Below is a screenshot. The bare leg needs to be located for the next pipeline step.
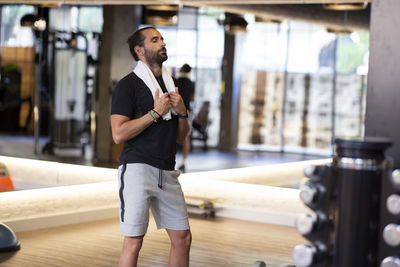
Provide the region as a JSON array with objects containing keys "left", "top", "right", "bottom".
[
  {"left": 166, "top": 229, "right": 192, "bottom": 267},
  {"left": 179, "top": 135, "right": 190, "bottom": 172},
  {"left": 119, "top": 235, "right": 144, "bottom": 267}
]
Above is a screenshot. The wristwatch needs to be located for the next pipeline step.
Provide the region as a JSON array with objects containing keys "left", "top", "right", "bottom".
[{"left": 177, "top": 110, "right": 189, "bottom": 119}]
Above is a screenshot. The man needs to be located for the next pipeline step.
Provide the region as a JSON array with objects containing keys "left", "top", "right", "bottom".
[
  {"left": 110, "top": 27, "right": 191, "bottom": 267},
  {"left": 176, "top": 64, "right": 195, "bottom": 172}
]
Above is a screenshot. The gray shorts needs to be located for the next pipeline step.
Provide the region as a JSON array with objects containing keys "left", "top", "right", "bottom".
[{"left": 118, "top": 163, "right": 190, "bottom": 237}]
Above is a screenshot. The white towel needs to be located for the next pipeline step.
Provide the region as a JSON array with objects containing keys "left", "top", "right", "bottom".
[{"left": 133, "top": 60, "right": 176, "bottom": 120}]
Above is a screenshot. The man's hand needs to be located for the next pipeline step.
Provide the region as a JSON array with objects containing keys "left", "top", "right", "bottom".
[
  {"left": 169, "top": 87, "right": 187, "bottom": 116},
  {"left": 154, "top": 88, "right": 171, "bottom": 115}
]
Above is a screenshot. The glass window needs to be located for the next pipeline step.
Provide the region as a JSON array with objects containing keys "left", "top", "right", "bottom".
[
  {"left": 148, "top": 8, "right": 224, "bottom": 148},
  {"left": 158, "top": 28, "right": 178, "bottom": 68},
  {"left": 242, "top": 21, "right": 288, "bottom": 72},
  {"left": 305, "top": 74, "right": 333, "bottom": 152},
  {"left": 78, "top": 6, "right": 103, "bottom": 33},
  {"left": 238, "top": 19, "right": 289, "bottom": 149},
  {"left": 334, "top": 74, "right": 366, "bottom": 139},
  {"left": 238, "top": 19, "right": 368, "bottom": 156},
  {"left": 49, "top": 6, "right": 73, "bottom": 32},
  {"left": 287, "top": 22, "right": 335, "bottom": 74},
  {"left": 49, "top": 6, "right": 103, "bottom": 33},
  {"left": 1, "top": 5, "right": 36, "bottom": 47},
  {"left": 239, "top": 70, "right": 284, "bottom": 148},
  {"left": 283, "top": 24, "right": 335, "bottom": 154},
  {"left": 334, "top": 31, "right": 369, "bottom": 140},
  {"left": 197, "top": 11, "right": 224, "bottom": 68},
  {"left": 160, "top": 29, "right": 196, "bottom": 69},
  {"left": 336, "top": 31, "right": 370, "bottom": 75},
  {"left": 194, "top": 9, "right": 224, "bottom": 148}
]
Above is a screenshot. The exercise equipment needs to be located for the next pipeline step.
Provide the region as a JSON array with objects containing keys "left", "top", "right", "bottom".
[
  {"left": 293, "top": 137, "right": 395, "bottom": 267},
  {"left": 0, "top": 223, "right": 20, "bottom": 252}
]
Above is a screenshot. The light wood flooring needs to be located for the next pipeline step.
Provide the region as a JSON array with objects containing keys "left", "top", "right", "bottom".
[{"left": 0, "top": 216, "right": 307, "bottom": 267}]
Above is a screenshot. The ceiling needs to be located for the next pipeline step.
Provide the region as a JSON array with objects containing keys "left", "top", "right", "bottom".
[{"left": 0, "top": 0, "right": 371, "bottom": 32}]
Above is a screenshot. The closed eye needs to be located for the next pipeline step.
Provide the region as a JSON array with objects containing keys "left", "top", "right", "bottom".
[{"left": 151, "top": 36, "right": 164, "bottom": 43}]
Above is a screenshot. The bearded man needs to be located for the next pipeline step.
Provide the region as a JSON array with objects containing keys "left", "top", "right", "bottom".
[{"left": 110, "top": 27, "right": 191, "bottom": 267}]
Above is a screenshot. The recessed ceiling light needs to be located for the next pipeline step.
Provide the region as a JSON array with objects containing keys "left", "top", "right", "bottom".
[{"left": 323, "top": 3, "right": 368, "bottom": 11}]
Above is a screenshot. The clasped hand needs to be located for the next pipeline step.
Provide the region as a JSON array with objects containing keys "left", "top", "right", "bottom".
[{"left": 153, "top": 88, "right": 186, "bottom": 116}]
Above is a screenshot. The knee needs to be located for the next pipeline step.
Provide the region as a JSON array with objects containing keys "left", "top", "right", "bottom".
[
  {"left": 172, "top": 231, "right": 192, "bottom": 250},
  {"left": 123, "top": 236, "right": 143, "bottom": 255},
  {"left": 184, "top": 231, "right": 192, "bottom": 248}
]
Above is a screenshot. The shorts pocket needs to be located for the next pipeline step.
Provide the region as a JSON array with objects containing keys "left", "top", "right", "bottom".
[{"left": 167, "top": 169, "right": 181, "bottom": 179}]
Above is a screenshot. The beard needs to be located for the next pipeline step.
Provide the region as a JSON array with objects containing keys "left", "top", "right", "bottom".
[{"left": 144, "top": 47, "right": 168, "bottom": 66}]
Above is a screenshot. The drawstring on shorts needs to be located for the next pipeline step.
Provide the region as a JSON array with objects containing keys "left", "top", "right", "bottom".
[{"left": 158, "top": 169, "right": 163, "bottom": 189}]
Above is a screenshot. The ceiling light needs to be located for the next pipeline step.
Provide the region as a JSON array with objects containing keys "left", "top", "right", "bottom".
[
  {"left": 146, "top": 5, "right": 179, "bottom": 11},
  {"left": 144, "top": 5, "right": 179, "bottom": 26},
  {"left": 327, "top": 28, "right": 352, "bottom": 35},
  {"left": 34, "top": 19, "right": 46, "bottom": 31},
  {"left": 323, "top": 2, "right": 368, "bottom": 11},
  {"left": 40, "top": 3, "right": 61, "bottom": 8},
  {"left": 144, "top": 15, "right": 178, "bottom": 26},
  {"left": 255, "top": 16, "right": 282, "bottom": 24}
]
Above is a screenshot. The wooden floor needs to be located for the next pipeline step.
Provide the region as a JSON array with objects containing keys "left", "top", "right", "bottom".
[{"left": 0, "top": 216, "right": 307, "bottom": 267}]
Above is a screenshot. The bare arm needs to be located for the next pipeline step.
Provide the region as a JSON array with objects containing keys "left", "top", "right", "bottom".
[
  {"left": 176, "top": 116, "right": 190, "bottom": 144},
  {"left": 110, "top": 89, "right": 171, "bottom": 144},
  {"left": 110, "top": 113, "right": 153, "bottom": 144}
]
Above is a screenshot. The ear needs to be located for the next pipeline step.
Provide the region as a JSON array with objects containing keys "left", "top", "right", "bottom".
[{"left": 134, "top": 46, "right": 144, "bottom": 58}]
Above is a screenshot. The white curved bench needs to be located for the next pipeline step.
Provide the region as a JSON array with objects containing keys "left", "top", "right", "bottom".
[{"left": 0, "top": 155, "right": 330, "bottom": 231}]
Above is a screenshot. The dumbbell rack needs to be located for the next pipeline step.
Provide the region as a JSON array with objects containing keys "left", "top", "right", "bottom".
[{"left": 292, "top": 137, "right": 400, "bottom": 267}]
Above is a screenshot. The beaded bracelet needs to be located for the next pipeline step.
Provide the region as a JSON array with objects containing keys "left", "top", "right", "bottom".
[
  {"left": 152, "top": 109, "right": 160, "bottom": 120},
  {"left": 153, "top": 109, "right": 161, "bottom": 117},
  {"left": 149, "top": 110, "right": 158, "bottom": 123}
]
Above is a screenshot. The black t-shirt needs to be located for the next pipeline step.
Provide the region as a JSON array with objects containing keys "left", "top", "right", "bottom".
[
  {"left": 111, "top": 72, "right": 178, "bottom": 170},
  {"left": 176, "top": 77, "right": 195, "bottom": 111}
]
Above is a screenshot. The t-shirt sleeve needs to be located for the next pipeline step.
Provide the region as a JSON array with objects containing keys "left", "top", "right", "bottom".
[{"left": 111, "top": 78, "right": 135, "bottom": 117}]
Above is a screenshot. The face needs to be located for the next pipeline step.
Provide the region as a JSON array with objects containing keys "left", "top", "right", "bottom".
[{"left": 141, "top": 28, "right": 168, "bottom": 65}]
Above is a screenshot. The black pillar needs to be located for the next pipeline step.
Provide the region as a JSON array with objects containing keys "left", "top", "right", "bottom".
[
  {"left": 219, "top": 32, "right": 235, "bottom": 151},
  {"left": 95, "top": 5, "right": 140, "bottom": 163},
  {"left": 365, "top": 0, "right": 400, "bottom": 167},
  {"left": 219, "top": 26, "right": 244, "bottom": 152}
]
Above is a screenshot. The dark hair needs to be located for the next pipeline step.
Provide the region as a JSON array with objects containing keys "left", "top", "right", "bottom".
[
  {"left": 127, "top": 26, "right": 156, "bottom": 61},
  {"left": 180, "top": 63, "right": 192, "bottom": 73}
]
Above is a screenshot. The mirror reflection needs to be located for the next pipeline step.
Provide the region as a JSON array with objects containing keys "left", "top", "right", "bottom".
[
  {"left": 0, "top": 3, "right": 378, "bottom": 267},
  {"left": 0, "top": 4, "right": 369, "bottom": 189}
]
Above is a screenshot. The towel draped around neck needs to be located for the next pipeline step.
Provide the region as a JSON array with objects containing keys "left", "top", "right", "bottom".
[{"left": 133, "top": 60, "right": 176, "bottom": 120}]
